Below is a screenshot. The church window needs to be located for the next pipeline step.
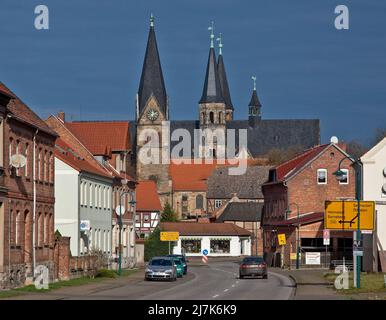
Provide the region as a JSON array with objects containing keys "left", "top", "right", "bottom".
[{"left": 209, "top": 112, "right": 214, "bottom": 124}]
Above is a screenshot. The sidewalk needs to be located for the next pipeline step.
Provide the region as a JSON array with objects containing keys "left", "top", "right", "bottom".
[
  {"left": 1, "top": 269, "right": 144, "bottom": 300},
  {"left": 271, "top": 268, "right": 344, "bottom": 300}
]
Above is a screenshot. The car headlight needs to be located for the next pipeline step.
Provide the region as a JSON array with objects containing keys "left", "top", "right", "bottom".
[
  {"left": 165, "top": 269, "right": 173, "bottom": 273},
  {"left": 145, "top": 268, "right": 153, "bottom": 273}
]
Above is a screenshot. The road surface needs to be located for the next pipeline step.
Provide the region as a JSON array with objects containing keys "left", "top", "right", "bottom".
[{"left": 63, "top": 261, "right": 295, "bottom": 300}]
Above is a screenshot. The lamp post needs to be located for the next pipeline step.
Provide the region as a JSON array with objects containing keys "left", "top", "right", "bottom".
[
  {"left": 286, "top": 203, "right": 300, "bottom": 270},
  {"left": 333, "top": 155, "right": 362, "bottom": 289}
]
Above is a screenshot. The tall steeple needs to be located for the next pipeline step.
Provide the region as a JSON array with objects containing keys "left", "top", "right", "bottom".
[
  {"left": 216, "top": 33, "right": 234, "bottom": 117},
  {"left": 137, "top": 14, "right": 167, "bottom": 118},
  {"left": 199, "top": 22, "right": 224, "bottom": 104},
  {"left": 248, "top": 76, "right": 262, "bottom": 127}
]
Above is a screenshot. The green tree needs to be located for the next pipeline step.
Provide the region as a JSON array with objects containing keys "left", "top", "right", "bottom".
[
  {"left": 144, "top": 227, "right": 170, "bottom": 261},
  {"left": 346, "top": 140, "right": 368, "bottom": 159},
  {"left": 161, "top": 202, "right": 178, "bottom": 222}
]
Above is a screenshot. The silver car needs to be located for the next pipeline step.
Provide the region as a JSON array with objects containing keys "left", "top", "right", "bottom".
[{"left": 145, "top": 257, "right": 177, "bottom": 281}]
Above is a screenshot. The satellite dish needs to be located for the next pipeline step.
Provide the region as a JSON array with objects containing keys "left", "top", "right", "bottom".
[
  {"left": 330, "top": 136, "right": 339, "bottom": 144},
  {"left": 10, "top": 154, "right": 27, "bottom": 168},
  {"left": 383, "top": 167, "right": 386, "bottom": 177},
  {"left": 382, "top": 184, "right": 386, "bottom": 194}
]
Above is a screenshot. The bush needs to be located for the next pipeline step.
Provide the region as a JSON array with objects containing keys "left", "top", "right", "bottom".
[{"left": 95, "top": 269, "right": 117, "bottom": 278}]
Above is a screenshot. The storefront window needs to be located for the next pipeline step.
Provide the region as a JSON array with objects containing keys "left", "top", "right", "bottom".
[
  {"left": 181, "top": 239, "right": 201, "bottom": 253},
  {"left": 210, "top": 239, "right": 230, "bottom": 254}
]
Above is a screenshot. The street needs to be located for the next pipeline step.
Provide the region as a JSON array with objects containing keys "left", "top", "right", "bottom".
[{"left": 5, "top": 261, "right": 295, "bottom": 300}]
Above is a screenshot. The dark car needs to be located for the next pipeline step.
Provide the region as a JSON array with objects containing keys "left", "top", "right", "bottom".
[
  {"left": 239, "top": 256, "right": 268, "bottom": 279},
  {"left": 166, "top": 254, "right": 188, "bottom": 274},
  {"left": 145, "top": 257, "right": 177, "bottom": 281}
]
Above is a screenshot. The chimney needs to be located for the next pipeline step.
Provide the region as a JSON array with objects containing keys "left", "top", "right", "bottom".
[{"left": 57, "top": 112, "right": 65, "bottom": 123}]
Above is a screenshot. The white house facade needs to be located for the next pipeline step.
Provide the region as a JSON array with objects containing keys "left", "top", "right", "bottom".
[{"left": 361, "top": 137, "right": 386, "bottom": 271}]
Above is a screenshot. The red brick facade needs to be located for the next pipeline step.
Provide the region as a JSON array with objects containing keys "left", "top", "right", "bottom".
[
  {"left": 0, "top": 85, "right": 57, "bottom": 288},
  {"left": 262, "top": 143, "right": 356, "bottom": 267}
]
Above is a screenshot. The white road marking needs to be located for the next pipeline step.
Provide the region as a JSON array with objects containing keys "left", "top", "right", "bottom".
[
  {"left": 224, "top": 289, "right": 229, "bottom": 292},
  {"left": 231, "top": 284, "right": 235, "bottom": 288},
  {"left": 213, "top": 294, "right": 219, "bottom": 298}
]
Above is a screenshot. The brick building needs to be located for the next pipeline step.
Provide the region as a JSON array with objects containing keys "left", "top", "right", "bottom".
[
  {"left": 0, "top": 82, "right": 57, "bottom": 288},
  {"left": 262, "top": 142, "right": 356, "bottom": 268}
]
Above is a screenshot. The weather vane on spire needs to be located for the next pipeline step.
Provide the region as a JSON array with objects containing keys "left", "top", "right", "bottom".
[
  {"left": 208, "top": 21, "right": 215, "bottom": 48},
  {"left": 150, "top": 13, "right": 154, "bottom": 27},
  {"left": 216, "top": 33, "right": 223, "bottom": 55},
  {"left": 252, "top": 76, "right": 257, "bottom": 91}
]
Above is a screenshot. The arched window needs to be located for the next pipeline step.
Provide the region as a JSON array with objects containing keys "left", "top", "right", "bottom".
[
  {"left": 44, "top": 213, "right": 49, "bottom": 245},
  {"left": 219, "top": 112, "right": 223, "bottom": 124},
  {"left": 209, "top": 112, "right": 214, "bottom": 123},
  {"left": 200, "top": 112, "right": 204, "bottom": 124},
  {"left": 196, "top": 195, "right": 204, "bottom": 209}
]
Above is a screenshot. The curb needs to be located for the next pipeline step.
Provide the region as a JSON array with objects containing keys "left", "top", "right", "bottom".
[{"left": 288, "top": 275, "right": 298, "bottom": 297}]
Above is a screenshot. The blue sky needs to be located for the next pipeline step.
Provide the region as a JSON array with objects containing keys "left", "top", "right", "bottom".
[{"left": 1, "top": 0, "right": 386, "bottom": 145}]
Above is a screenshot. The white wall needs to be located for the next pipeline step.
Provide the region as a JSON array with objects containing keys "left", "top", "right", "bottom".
[
  {"left": 173, "top": 236, "right": 251, "bottom": 257},
  {"left": 54, "top": 158, "right": 79, "bottom": 255},
  {"left": 362, "top": 143, "right": 386, "bottom": 251}
]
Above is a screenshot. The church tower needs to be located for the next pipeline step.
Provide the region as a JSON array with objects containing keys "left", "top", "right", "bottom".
[
  {"left": 216, "top": 33, "right": 234, "bottom": 121},
  {"left": 136, "top": 14, "right": 170, "bottom": 206},
  {"left": 198, "top": 23, "right": 226, "bottom": 159},
  {"left": 248, "top": 76, "right": 262, "bottom": 127}
]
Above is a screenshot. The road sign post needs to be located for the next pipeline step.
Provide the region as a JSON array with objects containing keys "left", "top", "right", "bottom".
[{"left": 160, "top": 232, "right": 180, "bottom": 255}]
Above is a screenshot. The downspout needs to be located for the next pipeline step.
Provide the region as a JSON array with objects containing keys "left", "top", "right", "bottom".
[
  {"left": 8, "top": 199, "right": 10, "bottom": 278},
  {"left": 32, "top": 129, "right": 39, "bottom": 277},
  {"left": 77, "top": 174, "right": 81, "bottom": 256}
]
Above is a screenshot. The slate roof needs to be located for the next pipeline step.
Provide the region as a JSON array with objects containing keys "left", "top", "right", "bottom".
[
  {"left": 0, "top": 82, "right": 57, "bottom": 137},
  {"left": 161, "top": 222, "right": 252, "bottom": 236},
  {"left": 216, "top": 202, "right": 264, "bottom": 222},
  {"left": 249, "top": 89, "right": 262, "bottom": 107},
  {"left": 217, "top": 54, "right": 233, "bottom": 110},
  {"left": 136, "top": 180, "right": 162, "bottom": 212},
  {"left": 199, "top": 47, "right": 224, "bottom": 104},
  {"left": 207, "top": 165, "right": 271, "bottom": 199},
  {"left": 138, "top": 24, "right": 167, "bottom": 116}
]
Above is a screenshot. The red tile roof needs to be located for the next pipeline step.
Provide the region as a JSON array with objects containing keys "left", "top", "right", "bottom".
[
  {"left": 136, "top": 180, "right": 162, "bottom": 212},
  {"left": 65, "top": 121, "right": 130, "bottom": 154},
  {"left": 0, "top": 82, "right": 57, "bottom": 136},
  {"left": 275, "top": 144, "right": 330, "bottom": 181},
  {"left": 161, "top": 222, "right": 252, "bottom": 236},
  {"left": 55, "top": 138, "right": 112, "bottom": 178}
]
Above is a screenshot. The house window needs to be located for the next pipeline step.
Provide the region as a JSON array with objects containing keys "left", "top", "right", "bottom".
[
  {"left": 144, "top": 215, "right": 150, "bottom": 222},
  {"left": 339, "top": 169, "right": 349, "bottom": 185},
  {"left": 317, "top": 169, "right": 327, "bottom": 184},
  {"left": 182, "top": 195, "right": 188, "bottom": 215},
  {"left": 196, "top": 195, "right": 203, "bottom": 209},
  {"left": 214, "top": 200, "right": 222, "bottom": 208},
  {"left": 210, "top": 239, "right": 230, "bottom": 254},
  {"left": 181, "top": 239, "right": 201, "bottom": 253}
]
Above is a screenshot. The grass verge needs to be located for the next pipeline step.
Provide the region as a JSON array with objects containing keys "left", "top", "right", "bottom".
[{"left": 323, "top": 272, "right": 386, "bottom": 294}]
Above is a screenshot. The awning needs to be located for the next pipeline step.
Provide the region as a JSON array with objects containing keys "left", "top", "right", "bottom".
[
  {"left": 209, "top": 237, "right": 232, "bottom": 240},
  {"left": 181, "top": 237, "right": 202, "bottom": 240}
]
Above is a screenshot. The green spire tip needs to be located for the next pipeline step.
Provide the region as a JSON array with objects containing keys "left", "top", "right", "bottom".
[
  {"left": 208, "top": 21, "right": 215, "bottom": 48},
  {"left": 252, "top": 76, "right": 257, "bottom": 91},
  {"left": 150, "top": 13, "right": 154, "bottom": 27},
  {"left": 216, "top": 33, "right": 223, "bottom": 55}
]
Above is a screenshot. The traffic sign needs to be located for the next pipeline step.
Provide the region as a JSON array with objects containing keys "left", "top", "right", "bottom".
[
  {"left": 160, "top": 232, "right": 179, "bottom": 241},
  {"left": 323, "top": 229, "right": 330, "bottom": 245},
  {"left": 278, "top": 234, "right": 286, "bottom": 246},
  {"left": 202, "top": 249, "right": 209, "bottom": 256},
  {"left": 80, "top": 220, "right": 90, "bottom": 231},
  {"left": 324, "top": 201, "right": 375, "bottom": 230}
]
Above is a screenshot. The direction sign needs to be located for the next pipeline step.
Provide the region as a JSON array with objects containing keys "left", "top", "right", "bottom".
[
  {"left": 324, "top": 201, "right": 375, "bottom": 230},
  {"left": 160, "top": 232, "right": 179, "bottom": 241},
  {"left": 278, "top": 234, "right": 286, "bottom": 246}
]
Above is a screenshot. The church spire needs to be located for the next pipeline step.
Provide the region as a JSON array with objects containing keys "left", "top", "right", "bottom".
[
  {"left": 216, "top": 33, "right": 233, "bottom": 111},
  {"left": 137, "top": 14, "right": 167, "bottom": 117},
  {"left": 199, "top": 22, "right": 224, "bottom": 104},
  {"left": 249, "top": 76, "right": 262, "bottom": 108},
  {"left": 248, "top": 76, "right": 262, "bottom": 127}
]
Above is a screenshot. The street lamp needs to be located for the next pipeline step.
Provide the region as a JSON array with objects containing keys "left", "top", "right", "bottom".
[
  {"left": 286, "top": 203, "right": 300, "bottom": 270},
  {"left": 118, "top": 189, "right": 136, "bottom": 276},
  {"left": 333, "top": 154, "right": 362, "bottom": 289}
]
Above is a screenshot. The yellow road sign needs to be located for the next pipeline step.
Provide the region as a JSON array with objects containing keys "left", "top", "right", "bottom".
[
  {"left": 160, "top": 231, "right": 179, "bottom": 241},
  {"left": 324, "top": 201, "right": 375, "bottom": 230},
  {"left": 278, "top": 234, "right": 286, "bottom": 246}
]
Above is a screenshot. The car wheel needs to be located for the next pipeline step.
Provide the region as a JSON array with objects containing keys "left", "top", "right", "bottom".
[{"left": 263, "top": 274, "right": 268, "bottom": 279}]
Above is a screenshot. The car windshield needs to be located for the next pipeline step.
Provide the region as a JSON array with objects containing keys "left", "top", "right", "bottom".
[
  {"left": 173, "top": 259, "right": 183, "bottom": 265},
  {"left": 150, "top": 259, "right": 172, "bottom": 266},
  {"left": 243, "top": 257, "right": 264, "bottom": 264},
  {"left": 168, "top": 255, "right": 185, "bottom": 262}
]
